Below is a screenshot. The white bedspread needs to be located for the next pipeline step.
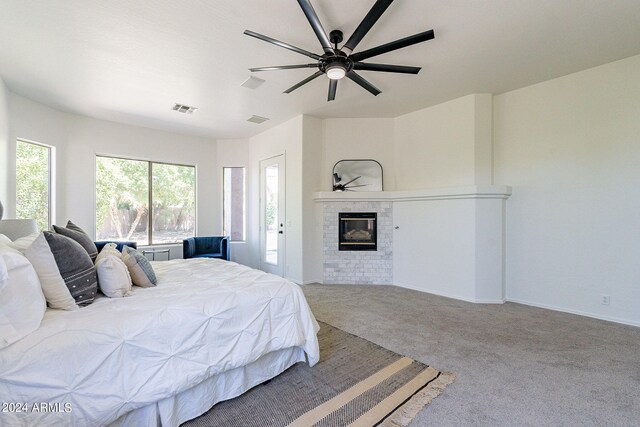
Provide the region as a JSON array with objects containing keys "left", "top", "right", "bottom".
[{"left": 0, "top": 259, "right": 320, "bottom": 427}]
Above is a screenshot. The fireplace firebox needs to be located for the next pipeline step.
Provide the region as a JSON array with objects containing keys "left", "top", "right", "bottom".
[{"left": 339, "top": 212, "right": 377, "bottom": 251}]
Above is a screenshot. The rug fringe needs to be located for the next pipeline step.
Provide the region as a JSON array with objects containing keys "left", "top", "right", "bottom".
[{"left": 380, "top": 371, "right": 456, "bottom": 427}]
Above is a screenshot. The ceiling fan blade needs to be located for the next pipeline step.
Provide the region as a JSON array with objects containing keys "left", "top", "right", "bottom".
[
  {"left": 347, "top": 71, "right": 381, "bottom": 96},
  {"left": 328, "top": 79, "right": 338, "bottom": 101},
  {"left": 250, "top": 64, "right": 318, "bottom": 72},
  {"left": 297, "top": 0, "right": 334, "bottom": 55},
  {"left": 342, "top": 0, "right": 393, "bottom": 55},
  {"left": 341, "top": 175, "right": 362, "bottom": 186},
  {"left": 353, "top": 62, "right": 421, "bottom": 74},
  {"left": 350, "top": 29, "right": 435, "bottom": 62},
  {"left": 244, "top": 30, "right": 322, "bottom": 60},
  {"left": 284, "top": 71, "right": 324, "bottom": 94},
  {"left": 343, "top": 184, "right": 369, "bottom": 188}
]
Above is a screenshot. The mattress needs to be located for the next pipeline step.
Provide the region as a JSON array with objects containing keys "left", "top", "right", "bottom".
[{"left": 0, "top": 258, "right": 320, "bottom": 426}]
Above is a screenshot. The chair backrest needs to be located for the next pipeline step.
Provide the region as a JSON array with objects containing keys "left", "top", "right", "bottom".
[{"left": 183, "top": 236, "right": 230, "bottom": 260}]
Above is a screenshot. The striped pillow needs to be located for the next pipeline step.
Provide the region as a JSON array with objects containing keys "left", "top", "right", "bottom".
[{"left": 121, "top": 246, "right": 157, "bottom": 288}]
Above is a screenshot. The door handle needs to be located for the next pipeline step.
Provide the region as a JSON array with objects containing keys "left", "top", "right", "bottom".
[{"left": 278, "top": 231, "right": 283, "bottom": 234}]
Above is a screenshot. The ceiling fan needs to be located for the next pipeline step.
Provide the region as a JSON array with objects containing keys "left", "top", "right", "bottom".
[{"left": 244, "top": 0, "right": 435, "bottom": 101}]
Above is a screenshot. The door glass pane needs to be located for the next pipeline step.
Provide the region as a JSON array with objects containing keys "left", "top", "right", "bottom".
[
  {"left": 265, "top": 164, "right": 278, "bottom": 265},
  {"left": 151, "top": 163, "right": 196, "bottom": 244},
  {"left": 95, "top": 157, "right": 149, "bottom": 245},
  {"left": 16, "top": 140, "right": 50, "bottom": 231}
]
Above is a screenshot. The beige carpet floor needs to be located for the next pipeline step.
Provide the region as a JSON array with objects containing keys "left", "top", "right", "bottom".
[{"left": 302, "top": 284, "right": 640, "bottom": 427}]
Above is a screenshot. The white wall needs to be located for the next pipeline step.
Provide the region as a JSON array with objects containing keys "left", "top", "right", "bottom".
[
  {"left": 301, "top": 116, "right": 323, "bottom": 284},
  {"left": 494, "top": 54, "right": 640, "bottom": 326},
  {"left": 0, "top": 77, "right": 9, "bottom": 207},
  {"left": 393, "top": 94, "right": 493, "bottom": 190},
  {"left": 7, "top": 92, "right": 218, "bottom": 259},
  {"left": 216, "top": 138, "right": 251, "bottom": 265},
  {"left": 248, "top": 115, "right": 304, "bottom": 282},
  {"left": 322, "top": 118, "right": 395, "bottom": 191}
]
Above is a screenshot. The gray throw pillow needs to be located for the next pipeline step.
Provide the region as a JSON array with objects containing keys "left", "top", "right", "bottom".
[
  {"left": 44, "top": 231, "right": 98, "bottom": 306},
  {"left": 52, "top": 220, "right": 98, "bottom": 262},
  {"left": 122, "top": 246, "right": 157, "bottom": 288}
]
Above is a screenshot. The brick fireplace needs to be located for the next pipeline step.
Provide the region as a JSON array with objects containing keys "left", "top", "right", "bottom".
[{"left": 322, "top": 201, "right": 392, "bottom": 285}]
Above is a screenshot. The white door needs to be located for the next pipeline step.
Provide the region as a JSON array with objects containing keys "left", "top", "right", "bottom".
[{"left": 260, "top": 155, "right": 285, "bottom": 276}]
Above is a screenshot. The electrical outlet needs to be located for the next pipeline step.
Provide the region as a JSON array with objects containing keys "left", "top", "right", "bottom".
[{"left": 601, "top": 295, "right": 610, "bottom": 305}]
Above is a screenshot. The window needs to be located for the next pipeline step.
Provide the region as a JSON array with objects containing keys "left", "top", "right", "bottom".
[
  {"left": 95, "top": 156, "right": 195, "bottom": 245},
  {"left": 16, "top": 140, "right": 52, "bottom": 230},
  {"left": 223, "top": 167, "right": 245, "bottom": 241}
]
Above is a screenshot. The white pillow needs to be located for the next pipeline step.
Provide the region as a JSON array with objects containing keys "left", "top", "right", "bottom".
[
  {"left": 7, "top": 232, "right": 39, "bottom": 254},
  {"left": 0, "top": 234, "right": 11, "bottom": 245},
  {"left": 0, "top": 245, "right": 47, "bottom": 349},
  {"left": 95, "top": 243, "right": 121, "bottom": 264},
  {"left": 24, "top": 233, "right": 78, "bottom": 311},
  {"left": 95, "top": 255, "right": 132, "bottom": 298}
]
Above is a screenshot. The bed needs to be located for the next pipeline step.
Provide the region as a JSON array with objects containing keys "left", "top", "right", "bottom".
[{"left": 0, "top": 257, "right": 320, "bottom": 427}]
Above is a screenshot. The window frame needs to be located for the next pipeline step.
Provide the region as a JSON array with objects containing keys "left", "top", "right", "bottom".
[
  {"left": 16, "top": 138, "right": 54, "bottom": 230},
  {"left": 222, "top": 166, "right": 246, "bottom": 242},
  {"left": 95, "top": 154, "right": 197, "bottom": 246}
]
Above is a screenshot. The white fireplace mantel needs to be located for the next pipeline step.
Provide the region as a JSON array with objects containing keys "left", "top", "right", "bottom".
[{"left": 313, "top": 185, "right": 511, "bottom": 202}]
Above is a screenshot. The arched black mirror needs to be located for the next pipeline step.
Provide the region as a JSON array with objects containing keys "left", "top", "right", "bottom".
[{"left": 332, "top": 159, "right": 383, "bottom": 192}]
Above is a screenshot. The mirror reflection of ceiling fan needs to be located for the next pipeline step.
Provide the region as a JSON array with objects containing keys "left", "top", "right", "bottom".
[
  {"left": 244, "top": 0, "right": 435, "bottom": 101},
  {"left": 333, "top": 173, "right": 369, "bottom": 191}
]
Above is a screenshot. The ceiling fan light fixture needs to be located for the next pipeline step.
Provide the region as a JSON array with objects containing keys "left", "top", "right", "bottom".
[{"left": 326, "top": 64, "right": 346, "bottom": 80}]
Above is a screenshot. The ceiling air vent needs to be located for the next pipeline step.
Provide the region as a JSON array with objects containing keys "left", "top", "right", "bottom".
[
  {"left": 172, "top": 103, "right": 198, "bottom": 114},
  {"left": 247, "top": 115, "right": 269, "bottom": 124},
  {"left": 240, "top": 76, "right": 266, "bottom": 90}
]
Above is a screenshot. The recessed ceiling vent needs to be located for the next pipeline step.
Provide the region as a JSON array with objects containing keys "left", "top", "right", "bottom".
[
  {"left": 247, "top": 115, "right": 269, "bottom": 124},
  {"left": 241, "top": 76, "right": 266, "bottom": 89},
  {"left": 172, "top": 103, "right": 198, "bottom": 114}
]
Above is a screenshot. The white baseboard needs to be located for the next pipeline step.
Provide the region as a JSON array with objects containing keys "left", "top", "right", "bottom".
[
  {"left": 506, "top": 298, "right": 640, "bottom": 328},
  {"left": 395, "top": 283, "right": 505, "bottom": 304}
]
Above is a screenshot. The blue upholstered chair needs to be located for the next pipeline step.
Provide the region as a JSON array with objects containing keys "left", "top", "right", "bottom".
[
  {"left": 95, "top": 241, "right": 138, "bottom": 252},
  {"left": 183, "top": 236, "right": 230, "bottom": 260}
]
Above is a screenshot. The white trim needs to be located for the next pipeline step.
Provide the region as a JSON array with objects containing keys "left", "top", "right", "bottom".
[
  {"left": 392, "top": 283, "right": 506, "bottom": 304},
  {"left": 298, "top": 279, "right": 321, "bottom": 285},
  {"left": 313, "top": 185, "right": 512, "bottom": 202},
  {"left": 506, "top": 298, "right": 640, "bottom": 328}
]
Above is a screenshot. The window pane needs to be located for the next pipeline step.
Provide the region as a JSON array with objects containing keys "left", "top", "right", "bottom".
[
  {"left": 223, "top": 167, "right": 245, "bottom": 241},
  {"left": 95, "top": 157, "right": 149, "bottom": 245},
  {"left": 16, "top": 140, "right": 50, "bottom": 230},
  {"left": 151, "top": 163, "right": 196, "bottom": 244}
]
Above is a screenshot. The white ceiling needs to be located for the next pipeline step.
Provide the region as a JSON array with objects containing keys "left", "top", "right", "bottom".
[{"left": 1, "top": 0, "right": 639, "bottom": 139}]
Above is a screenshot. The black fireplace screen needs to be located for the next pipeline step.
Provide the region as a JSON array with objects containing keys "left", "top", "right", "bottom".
[{"left": 339, "top": 212, "right": 377, "bottom": 251}]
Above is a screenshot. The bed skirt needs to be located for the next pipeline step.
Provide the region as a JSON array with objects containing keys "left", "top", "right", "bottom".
[{"left": 108, "top": 347, "right": 307, "bottom": 427}]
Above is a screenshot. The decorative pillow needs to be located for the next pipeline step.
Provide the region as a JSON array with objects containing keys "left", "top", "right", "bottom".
[
  {"left": 121, "top": 246, "right": 157, "bottom": 288},
  {"left": 95, "top": 243, "right": 121, "bottom": 264},
  {"left": 52, "top": 220, "right": 98, "bottom": 262},
  {"left": 0, "top": 245, "right": 47, "bottom": 349},
  {"left": 7, "top": 232, "right": 39, "bottom": 254},
  {"left": 95, "top": 254, "right": 132, "bottom": 298},
  {"left": 25, "top": 232, "right": 98, "bottom": 309}
]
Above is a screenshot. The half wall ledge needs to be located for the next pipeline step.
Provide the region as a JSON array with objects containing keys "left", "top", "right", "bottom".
[
  {"left": 313, "top": 185, "right": 512, "bottom": 202},
  {"left": 314, "top": 185, "right": 512, "bottom": 304}
]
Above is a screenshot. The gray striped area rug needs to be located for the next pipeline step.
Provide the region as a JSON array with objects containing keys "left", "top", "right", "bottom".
[{"left": 183, "top": 322, "right": 454, "bottom": 427}]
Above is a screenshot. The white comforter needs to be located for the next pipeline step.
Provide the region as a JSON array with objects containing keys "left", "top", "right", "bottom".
[{"left": 0, "top": 259, "right": 320, "bottom": 427}]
